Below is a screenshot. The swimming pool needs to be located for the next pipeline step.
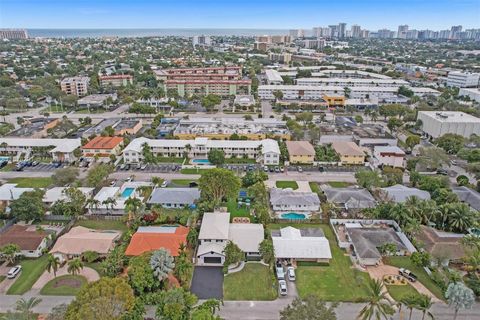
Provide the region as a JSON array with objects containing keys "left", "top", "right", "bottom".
[
  {"left": 280, "top": 212, "right": 306, "bottom": 220},
  {"left": 121, "top": 187, "right": 135, "bottom": 198},
  {"left": 191, "top": 159, "right": 211, "bottom": 165}
]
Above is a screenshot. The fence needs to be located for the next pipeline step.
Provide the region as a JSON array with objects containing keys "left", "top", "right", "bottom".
[{"left": 271, "top": 218, "right": 325, "bottom": 224}]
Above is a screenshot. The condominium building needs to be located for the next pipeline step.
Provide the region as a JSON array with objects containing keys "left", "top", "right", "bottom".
[
  {"left": 0, "top": 29, "right": 28, "bottom": 39},
  {"left": 60, "top": 77, "right": 90, "bottom": 96},
  {"left": 0, "top": 138, "right": 81, "bottom": 163},
  {"left": 99, "top": 74, "right": 133, "bottom": 87},
  {"left": 268, "top": 52, "right": 292, "bottom": 64},
  {"left": 192, "top": 35, "right": 211, "bottom": 47},
  {"left": 154, "top": 66, "right": 251, "bottom": 97},
  {"left": 81, "top": 136, "right": 124, "bottom": 162},
  {"left": 296, "top": 78, "right": 409, "bottom": 87},
  {"left": 173, "top": 118, "right": 290, "bottom": 140},
  {"left": 265, "top": 70, "right": 284, "bottom": 85},
  {"left": 417, "top": 111, "right": 480, "bottom": 139},
  {"left": 123, "top": 137, "right": 280, "bottom": 165},
  {"left": 447, "top": 71, "right": 480, "bottom": 88}
]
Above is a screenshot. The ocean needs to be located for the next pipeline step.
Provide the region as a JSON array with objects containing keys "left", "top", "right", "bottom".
[{"left": 27, "top": 28, "right": 289, "bottom": 38}]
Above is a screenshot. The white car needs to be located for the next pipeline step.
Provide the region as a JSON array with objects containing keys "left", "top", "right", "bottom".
[
  {"left": 279, "top": 280, "right": 288, "bottom": 296},
  {"left": 110, "top": 180, "right": 116, "bottom": 187},
  {"left": 287, "top": 267, "right": 296, "bottom": 281},
  {"left": 160, "top": 180, "right": 168, "bottom": 188},
  {"left": 7, "top": 265, "right": 21, "bottom": 279}
]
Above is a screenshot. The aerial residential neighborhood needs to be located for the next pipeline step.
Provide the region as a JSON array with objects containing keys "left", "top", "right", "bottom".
[{"left": 0, "top": 1, "right": 479, "bottom": 320}]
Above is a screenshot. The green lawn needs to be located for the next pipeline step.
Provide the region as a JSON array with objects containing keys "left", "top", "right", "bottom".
[
  {"left": 225, "top": 198, "right": 251, "bottom": 220},
  {"left": 156, "top": 157, "right": 186, "bottom": 164},
  {"left": 0, "top": 163, "right": 15, "bottom": 172},
  {"left": 384, "top": 257, "right": 444, "bottom": 300},
  {"left": 224, "top": 158, "right": 256, "bottom": 164},
  {"left": 269, "top": 223, "right": 371, "bottom": 302},
  {"left": 7, "top": 177, "right": 53, "bottom": 188},
  {"left": 309, "top": 182, "right": 320, "bottom": 193},
  {"left": 180, "top": 168, "right": 209, "bottom": 174},
  {"left": 170, "top": 179, "right": 198, "bottom": 186},
  {"left": 223, "top": 263, "right": 277, "bottom": 300},
  {"left": 0, "top": 275, "right": 5, "bottom": 283},
  {"left": 275, "top": 181, "right": 299, "bottom": 190},
  {"left": 387, "top": 284, "right": 422, "bottom": 301},
  {"left": 42, "top": 105, "right": 66, "bottom": 113},
  {"left": 74, "top": 219, "right": 127, "bottom": 233},
  {"left": 40, "top": 275, "right": 88, "bottom": 296},
  {"left": 7, "top": 255, "right": 48, "bottom": 295},
  {"left": 328, "top": 181, "right": 351, "bottom": 188}
]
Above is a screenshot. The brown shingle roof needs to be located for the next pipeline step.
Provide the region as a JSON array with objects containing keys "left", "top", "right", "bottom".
[
  {"left": 332, "top": 141, "right": 365, "bottom": 156},
  {"left": 416, "top": 226, "right": 465, "bottom": 261},
  {"left": 285, "top": 141, "right": 315, "bottom": 156},
  {"left": 0, "top": 225, "right": 48, "bottom": 251}
]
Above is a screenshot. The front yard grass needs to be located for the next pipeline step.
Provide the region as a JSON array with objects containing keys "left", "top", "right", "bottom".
[
  {"left": 328, "top": 181, "right": 351, "bottom": 188},
  {"left": 74, "top": 218, "right": 127, "bottom": 233},
  {"left": 386, "top": 283, "right": 422, "bottom": 301},
  {"left": 269, "top": 223, "right": 371, "bottom": 302},
  {"left": 180, "top": 168, "right": 210, "bottom": 175},
  {"left": 384, "top": 257, "right": 444, "bottom": 300},
  {"left": 40, "top": 275, "right": 87, "bottom": 296},
  {"left": 223, "top": 263, "right": 277, "bottom": 300},
  {"left": 170, "top": 179, "right": 198, "bottom": 186},
  {"left": 7, "top": 177, "right": 53, "bottom": 188},
  {"left": 7, "top": 255, "right": 48, "bottom": 295},
  {"left": 275, "top": 181, "right": 299, "bottom": 190}
]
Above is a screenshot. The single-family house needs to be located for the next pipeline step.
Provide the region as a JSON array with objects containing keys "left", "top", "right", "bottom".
[
  {"left": 43, "top": 187, "right": 94, "bottom": 206},
  {"left": 380, "top": 185, "right": 431, "bottom": 203},
  {"left": 50, "top": 226, "right": 121, "bottom": 262},
  {"left": 416, "top": 226, "right": 465, "bottom": 266},
  {"left": 0, "top": 225, "right": 50, "bottom": 258},
  {"left": 332, "top": 141, "right": 365, "bottom": 165},
  {"left": 322, "top": 187, "right": 376, "bottom": 211},
  {"left": 196, "top": 212, "right": 264, "bottom": 265},
  {"left": 147, "top": 188, "right": 200, "bottom": 209},
  {"left": 125, "top": 225, "right": 189, "bottom": 256},
  {"left": 373, "top": 146, "right": 405, "bottom": 168},
  {"left": 452, "top": 186, "right": 480, "bottom": 211},
  {"left": 269, "top": 188, "right": 320, "bottom": 212},
  {"left": 0, "top": 184, "right": 34, "bottom": 207},
  {"left": 285, "top": 141, "right": 315, "bottom": 164},
  {"left": 271, "top": 226, "right": 332, "bottom": 263}
]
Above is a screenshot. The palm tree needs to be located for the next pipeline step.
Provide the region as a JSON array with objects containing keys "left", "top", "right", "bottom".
[
  {"left": 67, "top": 258, "right": 83, "bottom": 276},
  {"left": 15, "top": 297, "right": 42, "bottom": 320},
  {"left": 125, "top": 196, "right": 143, "bottom": 220},
  {"left": 417, "top": 294, "right": 434, "bottom": 320},
  {"left": 370, "top": 111, "right": 379, "bottom": 122},
  {"left": 400, "top": 294, "right": 420, "bottom": 320},
  {"left": 151, "top": 176, "right": 163, "bottom": 187},
  {"left": 358, "top": 279, "right": 394, "bottom": 320},
  {"left": 86, "top": 198, "right": 100, "bottom": 212},
  {"left": 46, "top": 254, "right": 60, "bottom": 277},
  {"left": 149, "top": 248, "right": 175, "bottom": 282}
]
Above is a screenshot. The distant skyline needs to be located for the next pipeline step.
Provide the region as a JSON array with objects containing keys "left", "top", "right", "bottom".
[{"left": 0, "top": 0, "right": 479, "bottom": 30}]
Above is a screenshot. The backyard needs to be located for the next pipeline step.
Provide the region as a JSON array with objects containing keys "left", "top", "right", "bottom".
[
  {"left": 275, "top": 181, "right": 299, "bottom": 190},
  {"left": 225, "top": 198, "right": 251, "bottom": 220},
  {"left": 223, "top": 263, "right": 277, "bottom": 300},
  {"left": 384, "top": 257, "right": 444, "bottom": 300},
  {"left": 7, "top": 177, "right": 53, "bottom": 188},
  {"left": 39, "top": 275, "right": 88, "bottom": 295},
  {"left": 74, "top": 218, "right": 128, "bottom": 233},
  {"left": 269, "top": 223, "right": 371, "bottom": 302},
  {"left": 169, "top": 179, "right": 198, "bottom": 187},
  {"left": 7, "top": 255, "right": 48, "bottom": 295}
]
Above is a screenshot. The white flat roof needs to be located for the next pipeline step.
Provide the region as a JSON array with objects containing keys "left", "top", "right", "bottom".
[
  {"left": 43, "top": 187, "right": 94, "bottom": 203},
  {"left": 265, "top": 69, "right": 284, "bottom": 82},
  {"left": 419, "top": 111, "right": 480, "bottom": 123}
]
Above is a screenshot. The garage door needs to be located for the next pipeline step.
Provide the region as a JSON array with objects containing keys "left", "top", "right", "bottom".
[{"left": 204, "top": 257, "right": 222, "bottom": 264}]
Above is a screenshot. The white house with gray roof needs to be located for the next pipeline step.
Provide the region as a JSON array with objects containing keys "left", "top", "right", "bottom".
[
  {"left": 147, "top": 187, "right": 200, "bottom": 208},
  {"left": 380, "top": 185, "right": 431, "bottom": 203},
  {"left": 452, "top": 186, "right": 480, "bottom": 211},
  {"left": 269, "top": 188, "right": 320, "bottom": 213},
  {"left": 322, "top": 186, "right": 376, "bottom": 211}
]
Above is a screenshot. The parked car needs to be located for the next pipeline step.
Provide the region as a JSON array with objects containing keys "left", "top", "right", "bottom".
[
  {"left": 276, "top": 263, "right": 285, "bottom": 280},
  {"left": 399, "top": 268, "right": 417, "bottom": 282},
  {"left": 274, "top": 166, "right": 280, "bottom": 173},
  {"left": 287, "top": 267, "right": 296, "bottom": 281},
  {"left": 318, "top": 166, "right": 325, "bottom": 172},
  {"left": 436, "top": 168, "right": 448, "bottom": 176},
  {"left": 160, "top": 180, "right": 168, "bottom": 188},
  {"left": 263, "top": 166, "right": 269, "bottom": 172},
  {"left": 278, "top": 280, "right": 288, "bottom": 296},
  {"left": 280, "top": 166, "right": 284, "bottom": 173},
  {"left": 297, "top": 166, "right": 303, "bottom": 172},
  {"left": 0, "top": 160, "right": 7, "bottom": 169},
  {"left": 110, "top": 180, "right": 116, "bottom": 187},
  {"left": 141, "top": 164, "right": 147, "bottom": 170},
  {"left": 120, "top": 163, "right": 126, "bottom": 170},
  {"left": 7, "top": 265, "right": 21, "bottom": 279},
  {"left": 32, "top": 161, "right": 39, "bottom": 166},
  {"left": 136, "top": 163, "right": 142, "bottom": 170}
]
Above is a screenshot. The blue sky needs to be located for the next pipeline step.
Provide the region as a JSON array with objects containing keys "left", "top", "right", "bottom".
[{"left": 0, "top": 0, "right": 479, "bottom": 30}]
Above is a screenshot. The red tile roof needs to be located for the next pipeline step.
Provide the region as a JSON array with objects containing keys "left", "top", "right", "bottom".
[
  {"left": 82, "top": 136, "right": 123, "bottom": 150},
  {"left": 125, "top": 226, "right": 189, "bottom": 256}
]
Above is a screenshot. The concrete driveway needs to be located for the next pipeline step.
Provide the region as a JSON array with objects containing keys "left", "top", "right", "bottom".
[
  {"left": 366, "top": 264, "right": 441, "bottom": 302},
  {"left": 32, "top": 266, "right": 100, "bottom": 290},
  {"left": 190, "top": 266, "right": 223, "bottom": 299}
]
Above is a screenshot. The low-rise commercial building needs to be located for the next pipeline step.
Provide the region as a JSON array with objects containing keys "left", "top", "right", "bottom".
[
  {"left": 296, "top": 77, "right": 409, "bottom": 87},
  {"left": 459, "top": 88, "right": 480, "bottom": 103},
  {"left": 447, "top": 71, "right": 480, "bottom": 88},
  {"left": 417, "top": 111, "right": 480, "bottom": 138},
  {"left": 60, "top": 76, "right": 90, "bottom": 96},
  {"left": 81, "top": 136, "right": 124, "bottom": 162},
  {"left": 123, "top": 137, "right": 280, "bottom": 165},
  {"left": 77, "top": 93, "right": 117, "bottom": 108},
  {"left": 285, "top": 141, "right": 315, "bottom": 164}
]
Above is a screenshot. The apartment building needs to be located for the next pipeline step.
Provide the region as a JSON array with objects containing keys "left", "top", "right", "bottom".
[
  {"left": 0, "top": 138, "right": 81, "bottom": 163},
  {"left": 296, "top": 78, "right": 409, "bottom": 87},
  {"left": 60, "top": 76, "right": 90, "bottom": 96},
  {"left": 268, "top": 52, "right": 292, "bottom": 64},
  {"left": 285, "top": 141, "right": 316, "bottom": 164},
  {"left": 332, "top": 141, "right": 366, "bottom": 165},
  {"left": 81, "top": 136, "right": 124, "bottom": 162},
  {"left": 447, "top": 71, "right": 480, "bottom": 88},
  {"left": 265, "top": 69, "right": 284, "bottom": 85},
  {"left": 99, "top": 74, "right": 133, "bottom": 87},
  {"left": 154, "top": 66, "right": 251, "bottom": 97},
  {"left": 0, "top": 29, "right": 28, "bottom": 39},
  {"left": 258, "top": 85, "right": 345, "bottom": 100},
  {"left": 417, "top": 111, "right": 480, "bottom": 138},
  {"left": 123, "top": 137, "right": 280, "bottom": 165}
]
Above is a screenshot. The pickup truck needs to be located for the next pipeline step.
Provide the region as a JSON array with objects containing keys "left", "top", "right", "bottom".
[
  {"left": 399, "top": 268, "right": 417, "bottom": 282},
  {"left": 276, "top": 263, "right": 285, "bottom": 280}
]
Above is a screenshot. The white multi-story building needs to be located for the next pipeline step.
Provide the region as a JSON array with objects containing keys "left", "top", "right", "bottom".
[
  {"left": 447, "top": 72, "right": 480, "bottom": 88},
  {"left": 417, "top": 111, "right": 480, "bottom": 138},
  {"left": 123, "top": 137, "right": 280, "bottom": 165},
  {"left": 296, "top": 77, "right": 409, "bottom": 87},
  {"left": 192, "top": 35, "right": 211, "bottom": 47},
  {"left": 0, "top": 138, "right": 81, "bottom": 163},
  {"left": 459, "top": 88, "right": 480, "bottom": 103},
  {"left": 60, "top": 76, "right": 90, "bottom": 96},
  {"left": 265, "top": 69, "right": 284, "bottom": 85}
]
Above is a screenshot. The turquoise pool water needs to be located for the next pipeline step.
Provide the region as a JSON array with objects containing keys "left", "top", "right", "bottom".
[
  {"left": 192, "top": 159, "right": 211, "bottom": 165},
  {"left": 121, "top": 187, "right": 135, "bottom": 198},
  {"left": 281, "top": 212, "right": 306, "bottom": 220},
  {"left": 470, "top": 228, "right": 480, "bottom": 236}
]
